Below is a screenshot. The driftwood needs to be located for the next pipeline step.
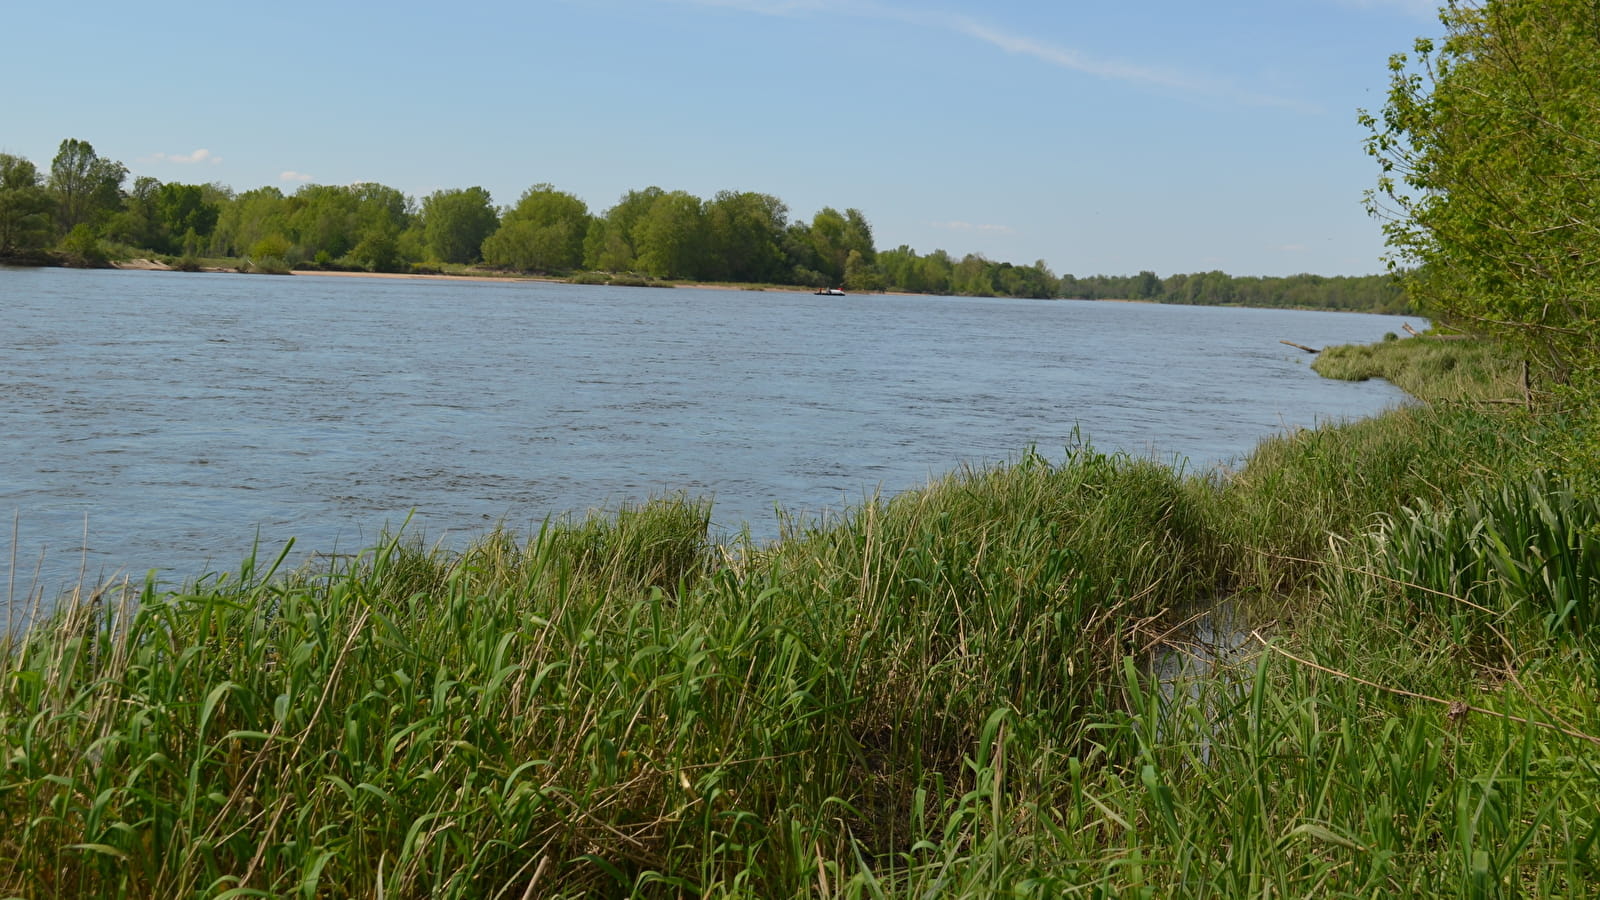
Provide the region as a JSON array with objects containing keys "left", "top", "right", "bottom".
[{"left": 1280, "top": 340, "right": 1320, "bottom": 354}]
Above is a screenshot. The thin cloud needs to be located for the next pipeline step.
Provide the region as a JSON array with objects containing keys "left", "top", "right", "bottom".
[
  {"left": 677, "top": 0, "right": 830, "bottom": 12},
  {"left": 280, "top": 170, "right": 314, "bottom": 183},
  {"left": 670, "top": 0, "right": 1316, "bottom": 111},
  {"left": 933, "top": 13, "right": 1318, "bottom": 112},
  {"left": 147, "top": 148, "right": 222, "bottom": 165},
  {"left": 1329, "top": 0, "right": 1438, "bottom": 17}
]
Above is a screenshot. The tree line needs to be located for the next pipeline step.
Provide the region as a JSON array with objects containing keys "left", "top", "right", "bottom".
[{"left": 2, "top": 138, "right": 1408, "bottom": 312}]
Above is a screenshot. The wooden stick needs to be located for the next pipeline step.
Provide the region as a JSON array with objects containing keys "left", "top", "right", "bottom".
[{"left": 1280, "top": 340, "right": 1320, "bottom": 353}]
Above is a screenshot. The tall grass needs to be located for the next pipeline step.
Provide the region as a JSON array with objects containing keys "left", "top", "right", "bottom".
[
  {"left": 1313, "top": 333, "right": 1524, "bottom": 405},
  {"left": 4, "top": 335, "right": 1596, "bottom": 897},
  {"left": 0, "top": 450, "right": 1231, "bottom": 898}
]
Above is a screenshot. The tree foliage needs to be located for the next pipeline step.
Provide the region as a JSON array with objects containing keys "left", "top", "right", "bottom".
[
  {"left": 48, "top": 138, "right": 125, "bottom": 235},
  {"left": 0, "top": 153, "right": 54, "bottom": 256},
  {"left": 1363, "top": 0, "right": 1600, "bottom": 382},
  {"left": 633, "top": 190, "right": 704, "bottom": 279},
  {"left": 702, "top": 190, "right": 789, "bottom": 283},
  {"left": 421, "top": 187, "right": 497, "bottom": 265},
  {"left": 482, "top": 184, "right": 589, "bottom": 272},
  {"left": 213, "top": 187, "right": 289, "bottom": 260}
]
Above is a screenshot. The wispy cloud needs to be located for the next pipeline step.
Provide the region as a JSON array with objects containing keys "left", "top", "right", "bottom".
[
  {"left": 279, "top": 170, "right": 314, "bottom": 183},
  {"left": 1328, "top": 0, "right": 1438, "bottom": 17},
  {"left": 671, "top": 0, "right": 1316, "bottom": 111},
  {"left": 676, "top": 0, "right": 830, "bottom": 12},
  {"left": 932, "top": 220, "right": 1014, "bottom": 234},
  {"left": 146, "top": 148, "right": 222, "bottom": 165}
]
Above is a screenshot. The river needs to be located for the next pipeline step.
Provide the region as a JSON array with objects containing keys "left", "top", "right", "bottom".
[{"left": 3, "top": 267, "right": 1415, "bottom": 602}]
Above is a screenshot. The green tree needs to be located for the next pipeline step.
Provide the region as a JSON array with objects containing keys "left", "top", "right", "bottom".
[
  {"left": 155, "top": 183, "right": 220, "bottom": 253},
  {"left": 914, "top": 249, "right": 954, "bottom": 295},
  {"left": 212, "top": 187, "right": 289, "bottom": 259},
  {"left": 1363, "top": 0, "right": 1600, "bottom": 382},
  {"left": 287, "top": 184, "right": 360, "bottom": 262},
  {"left": 49, "top": 139, "right": 126, "bottom": 236},
  {"left": 0, "top": 153, "right": 56, "bottom": 256},
  {"left": 804, "top": 207, "right": 875, "bottom": 286},
  {"left": 633, "top": 190, "right": 705, "bottom": 279},
  {"left": 350, "top": 182, "right": 414, "bottom": 271},
  {"left": 350, "top": 224, "right": 401, "bottom": 272},
  {"left": 703, "top": 190, "right": 789, "bottom": 283},
  {"left": 584, "top": 187, "right": 665, "bottom": 272},
  {"left": 842, "top": 248, "right": 885, "bottom": 292},
  {"left": 806, "top": 207, "right": 850, "bottom": 284},
  {"left": 481, "top": 184, "right": 590, "bottom": 271},
  {"left": 951, "top": 253, "right": 997, "bottom": 297},
  {"left": 107, "top": 175, "right": 162, "bottom": 249},
  {"left": 1133, "top": 269, "right": 1161, "bottom": 300},
  {"left": 421, "top": 187, "right": 497, "bottom": 264}
]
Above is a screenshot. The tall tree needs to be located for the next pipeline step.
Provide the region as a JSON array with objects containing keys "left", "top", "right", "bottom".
[
  {"left": 583, "top": 186, "right": 665, "bottom": 272},
  {"left": 155, "top": 182, "right": 221, "bottom": 253},
  {"left": 806, "top": 207, "right": 876, "bottom": 285},
  {"left": 349, "top": 182, "right": 414, "bottom": 271},
  {"left": 481, "top": 184, "right": 589, "bottom": 271},
  {"left": 287, "top": 184, "right": 360, "bottom": 262},
  {"left": 633, "top": 190, "right": 705, "bottom": 279},
  {"left": 0, "top": 154, "right": 56, "bottom": 255},
  {"left": 212, "top": 186, "right": 289, "bottom": 258},
  {"left": 48, "top": 139, "right": 126, "bottom": 235},
  {"left": 107, "top": 175, "right": 163, "bottom": 250},
  {"left": 703, "top": 190, "right": 789, "bottom": 283},
  {"left": 1363, "top": 0, "right": 1600, "bottom": 382},
  {"left": 421, "top": 187, "right": 497, "bottom": 264}
]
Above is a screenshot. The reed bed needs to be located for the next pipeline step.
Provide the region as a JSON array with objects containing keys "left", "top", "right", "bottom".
[
  {"left": 1312, "top": 333, "right": 1524, "bottom": 405},
  {"left": 2, "top": 338, "right": 1596, "bottom": 897}
]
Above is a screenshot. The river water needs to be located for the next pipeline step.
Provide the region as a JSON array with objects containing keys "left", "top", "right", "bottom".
[{"left": 3, "top": 267, "right": 1415, "bottom": 601}]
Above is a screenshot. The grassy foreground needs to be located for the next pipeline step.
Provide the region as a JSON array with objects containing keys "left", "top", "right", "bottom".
[{"left": 3, "top": 337, "right": 1597, "bottom": 898}]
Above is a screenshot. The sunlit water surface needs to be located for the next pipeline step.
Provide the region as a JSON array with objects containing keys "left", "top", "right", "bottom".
[{"left": 3, "top": 267, "right": 1417, "bottom": 600}]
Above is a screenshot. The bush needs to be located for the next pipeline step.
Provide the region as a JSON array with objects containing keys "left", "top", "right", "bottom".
[
  {"left": 58, "top": 225, "right": 109, "bottom": 267},
  {"left": 249, "top": 234, "right": 292, "bottom": 262}
]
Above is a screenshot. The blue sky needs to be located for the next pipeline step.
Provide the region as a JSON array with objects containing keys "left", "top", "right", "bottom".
[{"left": 2, "top": 0, "right": 1442, "bottom": 277}]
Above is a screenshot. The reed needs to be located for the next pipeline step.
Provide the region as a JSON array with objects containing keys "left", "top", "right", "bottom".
[{"left": 1312, "top": 333, "right": 1524, "bottom": 405}]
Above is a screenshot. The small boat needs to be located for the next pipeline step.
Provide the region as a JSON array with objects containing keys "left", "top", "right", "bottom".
[{"left": 814, "top": 288, "right": 846, "bottom": 296}]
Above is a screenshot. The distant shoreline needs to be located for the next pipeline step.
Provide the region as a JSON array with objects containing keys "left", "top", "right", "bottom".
[
  {"left": 85, "top": 259, "right": 1395, "bottom": 310},
  {"left": 106, "top": 258, "right": 829, "bottom": 293}
]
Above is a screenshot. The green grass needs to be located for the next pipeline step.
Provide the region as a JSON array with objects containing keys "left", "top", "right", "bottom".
[
  {"left": 1313, "top": 333, "right": 1524, "bottom": 405},
  {"left": 3, "top": 335, "right": 1596, "bottom": 897}
]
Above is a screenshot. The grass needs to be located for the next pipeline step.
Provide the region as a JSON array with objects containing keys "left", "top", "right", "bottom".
[
  {"left": 3, "top": 337, "right": 1597, "bottom": 897},
  {"left": 1313, "top": 332, "right": 1525, "bottom": 404}
]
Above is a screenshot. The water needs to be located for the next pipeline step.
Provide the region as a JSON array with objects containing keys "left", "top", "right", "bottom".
[{"left": 3, "top": 266, "right": 1416, "bottom": 599}]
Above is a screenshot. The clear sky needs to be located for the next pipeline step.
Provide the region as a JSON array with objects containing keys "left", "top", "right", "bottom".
[{"left": 1, "top": 0, "right": 1443, "bottom": 277}]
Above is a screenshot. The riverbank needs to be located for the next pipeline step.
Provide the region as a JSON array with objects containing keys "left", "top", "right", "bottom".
[
  {"left": 92, "top": 257, "right": 1387, "bottom": 307},
  {"left": 2, "top": 334, "right": 1593, "bottom": 898}
]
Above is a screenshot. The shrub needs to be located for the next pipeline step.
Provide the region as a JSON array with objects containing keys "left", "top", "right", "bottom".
[{"left": 58, "top": 224, "right": 109, "bottom": 267}]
